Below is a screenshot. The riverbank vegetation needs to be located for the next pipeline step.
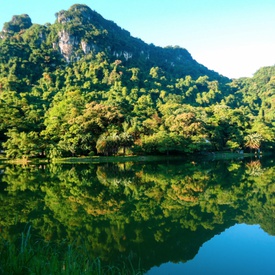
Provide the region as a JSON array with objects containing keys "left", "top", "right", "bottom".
[
  {"left": 0, "top": 226, "right": 144, "bottom": 274},
  {"left": 1, "top": 4, "right": 275, "bottom": 161}
]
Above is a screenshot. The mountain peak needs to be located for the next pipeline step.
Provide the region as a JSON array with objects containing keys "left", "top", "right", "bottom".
[
  {"left": 56, "top": 4, "right": 96, "bottom": 25},
  {"left": 2, "top": 14, "right": 32, "bottom": 34},
  {"left": 51, "top": 4, "right": 225, "bottom": 81}
]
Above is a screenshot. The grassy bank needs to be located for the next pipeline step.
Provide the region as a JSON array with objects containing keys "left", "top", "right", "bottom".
[
  {"left": 52, "top": 151, "right": 257, "bottom": 164},
  {"left": 202, "top": 151, "right": 255, "bottom": 160},
  {"left": 0, "top": 227, "right": 145, "bottom": 275},
  {"left": 0, "top": 151, "right": 260, "bottom": 165},
  {"left": 53, "top": 154, "right": 187, "bottom": 164}
]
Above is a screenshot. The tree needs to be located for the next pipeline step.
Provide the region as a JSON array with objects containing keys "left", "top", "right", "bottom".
[
  {"left": 96, "top": 132, "right": 120, "bottom": 156},
  {"left": 165, "top": 112, "right": 205, "bottom": 139},
  {"left": 245, "top": 133, "right": 263, "bottom": 153},
  {"left": 206, "top": 105, "right": 246, "bottom": 151},
  {"left": 119, "top": 132, "right": 134, "bottom": 155},
  {"left": 139, "top": 131, "right": 190, "bottom": 155},
  {"left": 132, "top": 95, "right": 155, "bottom": 120},
  {"left": 42, "top": 89, "right": 86, "bottom": 157},
  {"left": 3, "top": 129, "right": 41, "bottom": 159}
]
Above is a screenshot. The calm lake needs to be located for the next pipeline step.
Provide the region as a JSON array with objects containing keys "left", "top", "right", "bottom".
[{"left": 1, "top": 156, "right": 275, "bottom": 274}]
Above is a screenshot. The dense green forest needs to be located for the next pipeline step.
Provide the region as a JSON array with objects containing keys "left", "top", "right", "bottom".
[{"left": 1, "top": 4, "right": 275, "bottom": 160}]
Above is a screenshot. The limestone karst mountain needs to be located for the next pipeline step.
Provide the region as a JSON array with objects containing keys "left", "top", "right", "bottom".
[{"left": 0, "top": 4, "right": 228, "bottom": 82}]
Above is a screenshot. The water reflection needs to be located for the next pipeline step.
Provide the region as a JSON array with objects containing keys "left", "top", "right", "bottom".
[
  {"left": 147, "top": 224, "right": 275, "bottom": 275},
  {"left": 0, "top": 157, "right": 275, "bottom": 272}
]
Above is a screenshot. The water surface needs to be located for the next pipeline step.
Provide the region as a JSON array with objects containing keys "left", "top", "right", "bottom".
[
  {"left": 0, "top": 157, "right": 275, "bottom": 273},
  {"left": 147, "top": 224, "right": 275, "bottom": 274}
]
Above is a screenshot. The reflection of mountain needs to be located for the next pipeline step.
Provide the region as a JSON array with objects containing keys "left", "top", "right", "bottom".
[
  {"left": 120, "top": 219, "right": 235, "bottom": 270},
  {"left": 0, "top": 158, "right": 275, "bottom": 271}
]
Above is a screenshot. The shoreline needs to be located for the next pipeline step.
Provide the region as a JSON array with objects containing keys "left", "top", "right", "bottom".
[{"left": 0, "top": 151, "right": 258, "bottom": 165}]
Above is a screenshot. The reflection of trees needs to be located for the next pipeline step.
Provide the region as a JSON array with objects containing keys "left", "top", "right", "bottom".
[
  {"left": 0, "top": 158, "right": 275, "bottom": 270},
  {"left": 243, "top": 159, "right": 275, "bottom": 235},
  {"left": 246, "top": 160, "right": 264, "bottom": 176}
]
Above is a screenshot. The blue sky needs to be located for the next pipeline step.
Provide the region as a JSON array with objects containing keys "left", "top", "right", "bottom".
[{"left": 1, "top": 0, "right": 275, "bottom": 78}]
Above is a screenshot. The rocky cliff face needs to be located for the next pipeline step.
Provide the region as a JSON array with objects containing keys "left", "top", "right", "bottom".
[
  {"left": 54, "top": 5, "right": 148, "bottom": 63},
  {"left": 55, "top": 5, "right": 102, "bottom": 62},
  {"left": 57, "top": 29, "right": 101, "bottom": 62},
  {"left": 58, "top": 30, "right": 80, "bottom": 62}
]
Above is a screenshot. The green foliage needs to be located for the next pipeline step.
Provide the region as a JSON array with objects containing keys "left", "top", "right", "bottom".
[
  {"left": 139, "top": 131, "right": 189, "bottom": 154},
  {"left": 1, "top": 4, "right": 275, "bottom": 159},
  {"left": 3, "top": 129, "right": 41, "bottom": 159},
  {"left": 0, "top": 226, "right": 145, "bottom": 274},
  {"left": 2, "top": 14, "right": 32, "bottom": 35},
  {"left": 245, "top": 133, "right": 263, "bottom": 151}
]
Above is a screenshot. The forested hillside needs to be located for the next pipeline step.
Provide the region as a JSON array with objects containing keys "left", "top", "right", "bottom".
[{"left": 0, "top": 4, "right": 274, "bottom": 159}]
